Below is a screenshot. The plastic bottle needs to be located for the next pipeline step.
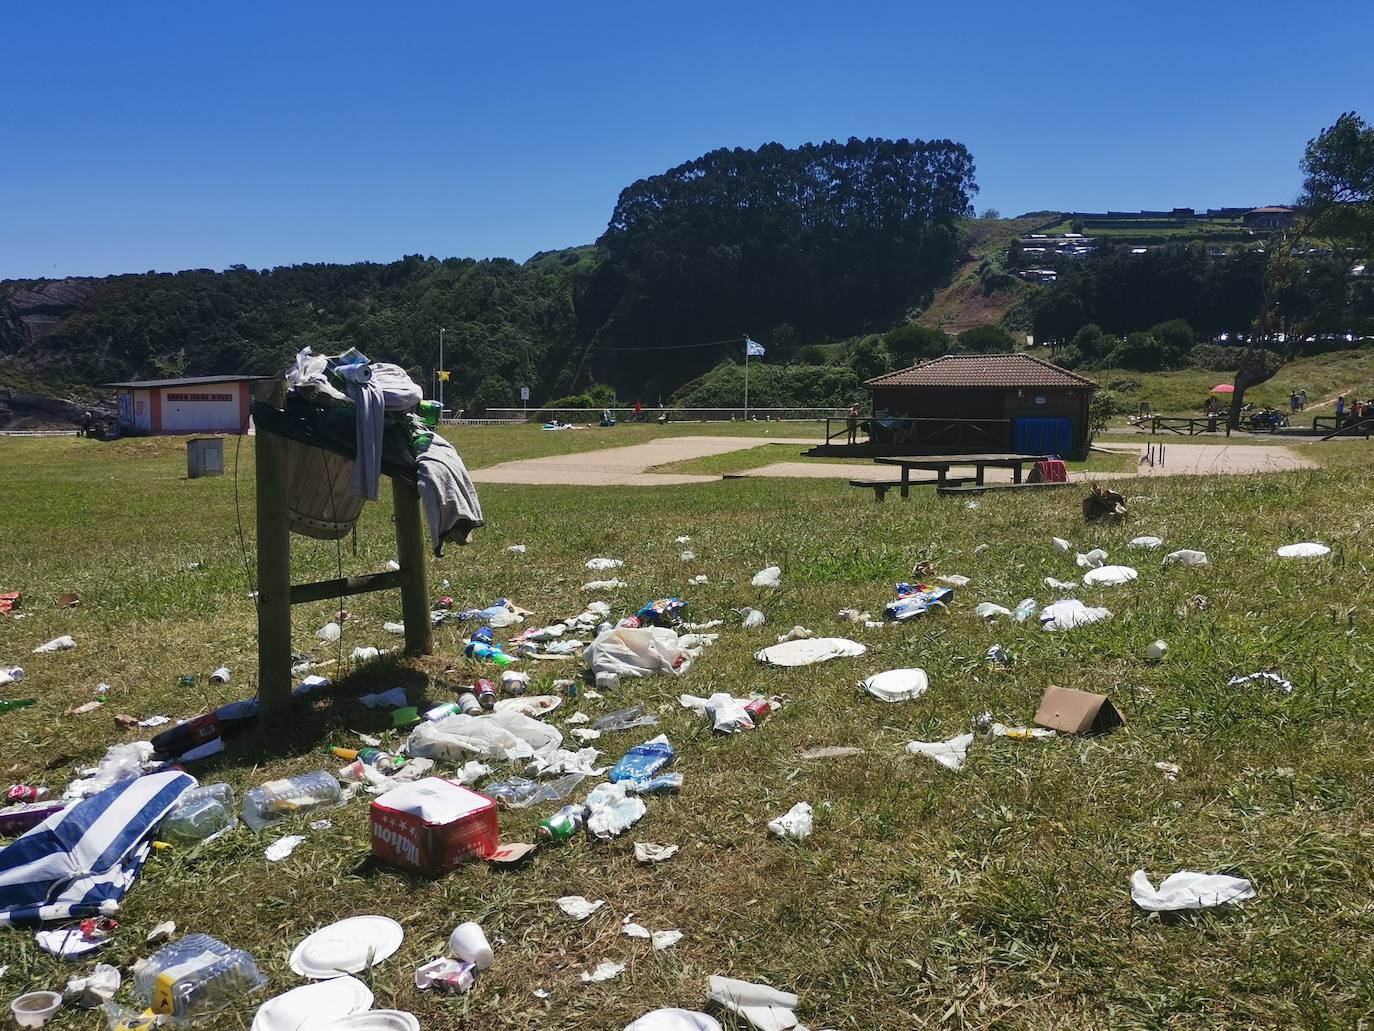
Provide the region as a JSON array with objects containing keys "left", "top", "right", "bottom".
[
  {"left": 1011, "top": 598, "right": 1038, "bottom": 623},
  {"left": 241, "top": 771, "right": 341, "bottom": 831},
  {"left": 0, "top": 699, "right": 37, "bottom": 714},
  {"left": 464, "top": 641, "right": 515, "bottom": 666},
  {"left": 132, "top": 934, "right": 265, "bottom": 1021},
  {"left": 158, "top": 794, "right": 237, "bottom": 846},
  {"left": 537, "top": 805, "right": 587, "bottom": 843}
]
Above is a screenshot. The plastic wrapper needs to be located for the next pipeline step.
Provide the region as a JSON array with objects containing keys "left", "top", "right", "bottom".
[{"left": 609, "top": 735, "right": 675, "bottom": 784}]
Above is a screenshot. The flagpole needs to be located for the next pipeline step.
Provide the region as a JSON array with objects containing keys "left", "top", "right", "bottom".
[{"left": 744, "top": 335, "right": 749, "bottom": 422}]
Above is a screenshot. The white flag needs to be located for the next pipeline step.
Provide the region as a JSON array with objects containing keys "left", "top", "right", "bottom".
[{"left": 745, "top": 337, "right": 765, "bottom": 357}]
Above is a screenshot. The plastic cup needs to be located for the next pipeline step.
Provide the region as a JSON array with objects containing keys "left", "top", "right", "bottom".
[
  {"left": 12, "top": 991, "right": 62, "bottom": 1028},
  {"left": 448, "top": 921, "right": 493, "bottom": 970}
]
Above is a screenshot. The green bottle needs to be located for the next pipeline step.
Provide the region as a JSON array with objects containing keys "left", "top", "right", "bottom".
[{"left": 0, "top": 699, "right": 36, "bottom": 714}]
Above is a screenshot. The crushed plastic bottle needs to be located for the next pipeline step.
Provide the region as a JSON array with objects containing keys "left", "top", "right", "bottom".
[
  {"left": 1011, "top": 598, "right": 1038, "bottom": 623},
  {"left": 241, "top": 771, "right": 341, "bottom": 831},
  {"left": 609, "top": 735, "right": 675, "bottom": 784},
  {"left": 593, "top": 703, "right": 658, "bottom": 733},
  {"left": 158, "top": 784, "right": 237, "bottom": 845},
  {"left": 132, "top": 933, "right": 265, "bottom": 1022}
]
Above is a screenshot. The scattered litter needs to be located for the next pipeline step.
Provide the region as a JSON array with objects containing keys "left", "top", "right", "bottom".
[
  {"left": 265, "top": 835, "right": 306, "bottom": 862},
  {"left": 985, "top": 643, "right": 1013, "bottom": 665},
  {"left": 964, "top": 500, "right": 979, "bottom": 509},
  {"left": 310, "top": 819, "right": 333, "bottom": 830},
  {"left": 584, "top": 579, "right": 629, "bottom": 590},
  {"left": 835, "top": 608, "right": 868, "bottom": 623},
  {"left": 359, "top": 687, "right": 407, "bottom": 709},
  {"left": 351, "top": 646, "right": 382, "bottom": 661},
  {"left": 1145, "top": 639, "right": 1169, "bottom": 661},
  {"left": 1130, "top": 870, "right": 1256, "bottom": 911},
  {"left": 0, "top": 665, "right": 24, "bottom": 686},
  {"left": 1228, "top": 671, "right": 1294, "bottom": 696},
  {"left": 10, "top": 990, "right": 61, "bottom": 1027},
  {"left": 1051, "top": 537, "right": 1072, "bottom": 553},
  {"left": 905, "top": 733, "right": 973, "bottom": 771},
  {"left": 973, "top": 602, "right": 1011, "bottom": 620},
  {"left": 1044, "top": 577, "right": 1077, "bottom": 590},
  {"left": 595, "top": 703, "right": 660, "bottom": 733},
  {"left": 635, "top": 842, "right": 679, "bottom": 863},
  {"left": 63, "top": 963, "right": 120, "bottom": 1008},
  {"left": 558, "top": 895, "right": 605, "bottom": 920},
  {"left": 766, "top": 802, "right": 813, "bottom": 841},
  {"left": 56, "top": 592, "right": 81, "bottom": 609},
  {"left": 1129, "top": 536, "right": 1164, "bottom": 549},
  {"left": 1075, "top": 548, "right": 1108, "bottom": 569},
  {"left": 316, "top": 622, "right": 342, "bottom": 642},
  {"left": 991, "top": 722, "right": 1056, "bottom": 740},
  {"left": 581, "top": 960, "right": 625, "bottom": 983},
  {"left": 1082, "top": 565, "right": 1138, "bottom": 587},
  {"left": 1033, "top": 685, "right": 1124, "bottom": 734},
  {"left": 534, "top": 989, "right": 551, "bottom": 1000},
  {"left": 680, "top": 550, "right": 696, "bottom": 562},
  {"left": 1163, "top": 549, "right": 1209, "bottom": 566},
  {"left": 66, "top": 700, "right": 103, "bottom": 716},
  {"left": 1277, "top": 542, "right": 1330, "bottom": 558},
  {"left": 706, "top": 975, "right": 800, "bottom": 1031},
  {"left": 449, "top": 921, "right": 494, "bottom": 969},
  {"left": 1155, "top": 761, "right": 1181, "bottom": 782},
  {"left": 621, "top": 922, "right": 683, "bottom": 950},
  {"left": 36, "top": 926, "right": 110, "bottom": 958},
  {"left": 800, "top": 746, "right": 862, "bottom": 760},
  {"left": 137, "top": 715, "right": 170, "bottom": 727},
  {"left": 751, "top": 566, "right": 782, "bottom": 588},
  {"left": 861, "top": 668, "right": 929, "bottom": 703},
  {"left": 507, "top": 544, "right": 527, "bottom": 553},
  {"left": 289, "top": 916, "right": 404, "bottom": 978},
  {"left": 586, "top": 627, "right": 694, "bottom": 678},
  {"left": 939, "top": 574, "right": 971, "bottom": 587},
  {"left": 775, "top": 625, "right": 815, "bottom": 643},
  {"left": 1011, "top": 598, "right": 1038, "bottom": 622},
  {"left": 242, "top": 770, "right": 342, "bottom": 831},
  {"left": 626, "top": 1009, "right": 722, "bottom": 1031},
  {"left": 754, "top": 637, "right": 865, "bottom": 667},
  {"left": 690, "top": 575, "right": 709, "bottom": 585},
  {"left": 33, "top": 635, "right": 75, "bottom": 654},
  {"left": 675, "top": 535, "right": 691, "bottom": 544},
  {"left": 414, "top": 957, "right": 477, "bottom": 993},
  {"left": 383, "top": 621, "right": 405, "bottom": 635},
  {"left": 886, "top": 583, "right": 953, "bottom": 621},
  {"left": 585, "top": 781, "right": 648, "bottom": 838},
  {"left": 251, "top": 974, "right": 374, "bottom": 1030},
  {"left": 384, "top": 559, "right": 402, "bottom": 571},
  {"left": 586, "top": 558, "right": 624, "bottom": 570},
  {"left": 740, "top": 607, "right": 766, "bottom": 628},
  {"left": 146, "top": 921, "right": 176, "bottom": 944},
  {"left": 1040, "top": 599, "right": 1112, "bottom": 631},
  {"left": 609, "top": 734, "right": 674, "bottom": 783}
]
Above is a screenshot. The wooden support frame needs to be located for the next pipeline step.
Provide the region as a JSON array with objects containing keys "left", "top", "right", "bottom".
[{"left": 254, "top": 380, "right": 433, "bottom": 716}]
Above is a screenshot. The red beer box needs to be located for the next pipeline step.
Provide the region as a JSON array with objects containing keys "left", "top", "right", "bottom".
[{"left": 370, "top": 777, "right": 499, "bottom": 875}]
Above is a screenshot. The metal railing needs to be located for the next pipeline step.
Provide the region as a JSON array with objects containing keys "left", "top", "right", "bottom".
[{"left": 820, "top": 416, "right": 1012, "bottom": 450}]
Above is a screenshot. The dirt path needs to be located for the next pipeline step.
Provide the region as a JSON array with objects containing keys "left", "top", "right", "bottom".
[{"left": 470, "top": 435, "right": 1316, "bottom": 487}]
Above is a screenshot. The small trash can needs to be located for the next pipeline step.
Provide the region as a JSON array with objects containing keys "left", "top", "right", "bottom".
[{"left": 187, "top": 437, "right": 224, "bottom": 478}]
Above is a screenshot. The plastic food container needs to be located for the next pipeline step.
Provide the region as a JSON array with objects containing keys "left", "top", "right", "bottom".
[{"left": 11, "top": 991, "right": 62, "bottom": 1027}]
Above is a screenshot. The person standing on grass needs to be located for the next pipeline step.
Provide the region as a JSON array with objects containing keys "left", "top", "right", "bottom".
[
  {"left": 1299, "top": 390, "right": 1307, "bottom": 411},
  {"left": 846, "top": 401, "right": 860, "bottom": 444},
  {"left": 1336, "top": 395, "right": 1346, "bottom": 424}
]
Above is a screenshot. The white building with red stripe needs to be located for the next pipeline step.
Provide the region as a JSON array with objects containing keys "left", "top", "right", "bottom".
[{"left": 108, "top": 375, "right": 266, "bottom": 435}]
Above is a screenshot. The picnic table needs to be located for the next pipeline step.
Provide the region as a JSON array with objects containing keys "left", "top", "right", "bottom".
[{"left": 873, "top": 452, "right": 1049, "bottom": 498}]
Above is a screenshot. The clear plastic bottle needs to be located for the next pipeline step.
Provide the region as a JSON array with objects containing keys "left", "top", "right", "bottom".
[
  {"left": 241, "top": 771, "right": 341, "bottom": 831},
  {"left": 1011, "top": 598, "right": 1038, "bottom": 622},
  {"left": 132, "top": 933, "right": 265, "bottom": 1022},
  {"left": 159, "top": 789, "right": 238, "bottom": 846}
]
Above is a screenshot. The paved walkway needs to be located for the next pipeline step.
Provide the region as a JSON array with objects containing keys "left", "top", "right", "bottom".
[{"left": 470, "top": 435, "right": 1315, "bottom": 487}]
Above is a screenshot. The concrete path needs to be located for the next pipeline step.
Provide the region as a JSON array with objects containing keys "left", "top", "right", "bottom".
[
  {"left": 471, "top": 435, "right": 1315, "bottom": 487},
  {"left": 470, "top": 435, "right": 814, "bottom": 486}
]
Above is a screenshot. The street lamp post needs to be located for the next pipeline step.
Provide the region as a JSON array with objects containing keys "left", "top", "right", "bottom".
[{"left": 438, "top": 327, "right": 445, "bottom": 415}]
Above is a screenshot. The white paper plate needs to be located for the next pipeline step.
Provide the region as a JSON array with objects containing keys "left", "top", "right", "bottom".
[
  {"left": 308, "top": 1012, "right": 420, "bottom": 1031},
  {"left": 252, "top": 976, "right": 373, "bottom": 1031},
  {"left": 290, "top": 916, "right": 404, "bottom": 979},
  {"left": 494, "top": 694, "right": 561, "bottom": 718}
]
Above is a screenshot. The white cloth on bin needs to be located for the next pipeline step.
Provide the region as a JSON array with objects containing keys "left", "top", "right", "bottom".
[
  {"left": 706, "top": 975, "right": 800, "bottom": 1031},
  {"left": 584, "top": 627, "right": 693, "bottom": 678},
  {"left": 415, "top": 432, "right": 485, "bottom": 555},
  {"left": 862, "top": 669, "right": 929, "bottom": 703},
  {"left": 905, "top": 733, "right": 974, "bottom": 771},
  {"left": 337, "top": 362, "right": 422, "bottom": 501},
  {"left": 1130, "top": 870, "right": 1256, "bottom": 911},
  {"left": 404, "top": 709, "right": 562, "bottom": 763},
  {"left": 754, "top": 638, "right": 865, "bottom": 667}
]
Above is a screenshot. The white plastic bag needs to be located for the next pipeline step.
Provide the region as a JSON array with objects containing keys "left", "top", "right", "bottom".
[
  {"left": 626, "top": 1008, "right": 722, "bottom": 1031},
  {"left": 740, "top": 607, "right": 765, "bottom": 628},
  {"left": 404, "top": 709, "right": 563, "bottom": 762},
  {"left": 1163, "top": 549, "right": 1209, "bottom": 566},
  {"left": 973, "top": 602, "right": 1011, "bottom": 620},
  {"left": 766, "top": 802, "right": 813, "bottom": 840},
  {"left": 706, "top": 975, "right": 800, "bottom": 1031},
  {"left": 586, "top": 557, "right": 624, "bottom": 570},
  {"left": 1051, "top": 537, "right": 1072, "bottom": 554},
  {"left": 585, "top": 781, "right": 647, "bottom": 838},
  {"left": 751, "top": 566, "right": 782, "bottom": 588},
  {"left": 862, "top": 668, "right": 929, "bottom": 703},
  {"left": 1130, "top": 870, "right": 1256, "bottom": 911},
  {"left": 905, "top": 733, "right": 973, "bottom": 771},
  {"left": 1075, "top": 548, "right": 1108, "bottom": 569},
  {"left": 1040, "top": 599, "right": 1112, "bottom": 631},
  {"left": 33, "top": 635, "right": 76, "bottom": 653},
  {"left": 584, "top": 627, "right": 693, "bottom": 678}
]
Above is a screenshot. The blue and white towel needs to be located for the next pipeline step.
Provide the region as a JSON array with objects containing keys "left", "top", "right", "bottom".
[{"left": 0, "top": 770, "right": 194, "bottom": 926}]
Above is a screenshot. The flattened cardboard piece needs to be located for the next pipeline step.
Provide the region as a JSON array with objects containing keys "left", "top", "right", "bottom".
[
  {"left": 487, "top": 842, "right": 537, "bottom": 866},
  {"left": 1033, "top": 685, "right": 1125, "bottom": 735}
]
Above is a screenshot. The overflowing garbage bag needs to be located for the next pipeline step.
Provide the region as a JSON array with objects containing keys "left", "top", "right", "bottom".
[{"left": 584, "top": 627, "right": 694, "bottom": 678}]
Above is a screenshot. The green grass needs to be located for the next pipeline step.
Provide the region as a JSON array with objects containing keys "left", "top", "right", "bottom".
[
  {"left": 3, "top": 434, "right": 1374, "bottom": 1028},
  {"left": 1096, "top": 348, "right": 1374, "bottom": 419}
]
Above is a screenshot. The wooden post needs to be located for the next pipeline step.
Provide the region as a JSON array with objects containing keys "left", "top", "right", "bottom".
[
  {"left": 254, "top": 381, "right": 294, "bottom": 717},
  {"left": 392, "top": 481, "right": 434, "bottom": 656}
]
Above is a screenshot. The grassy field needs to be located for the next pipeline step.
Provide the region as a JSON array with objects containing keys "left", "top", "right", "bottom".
[
  {"left": 1093, "top": 348, "right": 1374, "bottom": 419},
  {"left": 2, "top": 429, "right": 1373, "bottom": 1029}
]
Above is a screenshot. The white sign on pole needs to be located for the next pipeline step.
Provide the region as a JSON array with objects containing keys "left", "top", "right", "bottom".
[{"left": 520, "top": 386, "right": 530, "bottom": 401}]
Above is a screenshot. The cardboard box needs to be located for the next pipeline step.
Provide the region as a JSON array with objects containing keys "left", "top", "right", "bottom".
[
  {"left": 371, "top": 777, "right": 499, "bottom": 875},
  {"left": 1033, "top": 685, "right": 1125, "bottom": 735}
]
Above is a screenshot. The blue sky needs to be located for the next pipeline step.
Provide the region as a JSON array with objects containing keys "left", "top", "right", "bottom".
[{"left": 3, "top": 0, "right": 1370, "bottom": 279}]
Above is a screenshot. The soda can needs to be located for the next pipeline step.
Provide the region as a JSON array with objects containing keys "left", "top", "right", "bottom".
[
  {"left": 536, "top": 805, "right": 585, "bottom": 843},
  {"left": 745, "top": 699, "right": 771, "bottom": 721},
  {"left": 554, "top": 678, "right": 578, "bottom": 699},
  {"left": 6, "top": 784, "right": 47, "bottom": 804},
  {"left": 425, "top": 701, "right": 461, "bottom": 721},
  {"left": 475, "top": 679, "right": 496, "bottom": 710},
  {"left": 458, "top": 692, "right": 482, "bottom": 716}
]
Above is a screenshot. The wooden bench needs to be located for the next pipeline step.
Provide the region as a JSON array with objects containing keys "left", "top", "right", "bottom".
[
  {"left": 851, "top": 476, "right": 971, "bottom": 501},
  {"left": 937, "top": 479, "right": 1078, "bottom": 496}
]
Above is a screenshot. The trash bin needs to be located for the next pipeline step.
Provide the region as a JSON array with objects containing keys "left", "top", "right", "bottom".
[{"left": 187, "top": 438, "right": 225, "bottom": 479}]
